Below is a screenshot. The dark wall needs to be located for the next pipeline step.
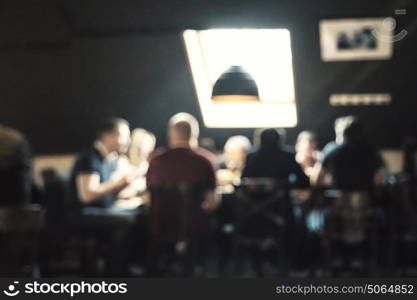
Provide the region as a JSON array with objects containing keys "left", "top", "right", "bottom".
[{"left": 0, "top": 0, "right": 416, "bottom": 154}]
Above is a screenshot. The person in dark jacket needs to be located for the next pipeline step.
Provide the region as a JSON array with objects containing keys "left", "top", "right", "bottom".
[
  {"left": 0, "top": 125, "right": 32, "bottom": 205},
  {"left": 311, "top": 117, "right": 384, "bottom": 190},
  {"left": 242, "top": 128, "right": 309, "bottom": 188}
]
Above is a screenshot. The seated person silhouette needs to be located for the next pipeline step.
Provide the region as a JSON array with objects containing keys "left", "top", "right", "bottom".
[
  {"left": 0, "top": 125, "right": 40, "bottom": 276},
  {"left": 115, "top": 128, "right": 156, "bottom": 206},
  {"left": 67, "top": 117, "right": 138, "bottom": 275},
  {"left": 295, "top": 131, "right": 321, "bottom": 179},
  {"left": 311, "top": 119, "right": 385, "bottom": 268},
  {"left": 238, "top": 129, "right": 309, "bottom": 274},
  {"left": 242, "top": 128, "right": 309, "bottom": 188},
  {"left": 149, "top": 113, "right": 218, "bottom": 170},
  {"left": 146, "top": 113, "right": 217, "bottom": 275},
  {"left": 321, "top": 116, "right": 354, "bottom": 158},
  {"left": 311, "top": 117, "right": 384, "bottom": 190},
  {"left": 0, "top": 125, "right": 32, "bottom": 205},
  {"left": 217, "top": 135, "right": 252, "bottom": 186}
]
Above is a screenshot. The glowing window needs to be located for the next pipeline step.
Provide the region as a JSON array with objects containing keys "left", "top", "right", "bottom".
[{"left": 183, "top": 29, "right": 297, "bottom": 128}]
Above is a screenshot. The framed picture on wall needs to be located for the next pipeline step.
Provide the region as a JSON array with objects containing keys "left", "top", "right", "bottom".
[{"left": 319, "top": 18, "right": 394, "bottom": 61}]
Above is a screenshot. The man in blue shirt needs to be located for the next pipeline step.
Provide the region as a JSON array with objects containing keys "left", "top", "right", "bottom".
[{"left": 67, "top": 117, "right": 136, "bottom": 275}]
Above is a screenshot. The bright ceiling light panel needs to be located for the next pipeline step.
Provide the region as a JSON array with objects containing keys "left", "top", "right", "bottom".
[{"left": 183, "top": 29, "right": 298, "bottom": 128}]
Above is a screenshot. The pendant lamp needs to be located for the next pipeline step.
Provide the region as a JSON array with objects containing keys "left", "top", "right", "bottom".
[{"left": 211, "top": 65, "right": 261, "bottom": 102}]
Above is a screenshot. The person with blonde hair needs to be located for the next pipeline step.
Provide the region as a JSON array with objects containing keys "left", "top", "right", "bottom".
[
  {"left": 128, "top": 128, "right": 156, "bottom": 168},
  {"left": 295, "top": 131, "right": 320, "bottom": 178},
  {"left": 115, "top": 128, "right": 156, "bottom": 203}
]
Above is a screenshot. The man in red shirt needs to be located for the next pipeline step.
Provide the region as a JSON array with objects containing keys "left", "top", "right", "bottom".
[
  {"left": 148, "top": 113, "right": 218, "bottom": 170},
  {"left": 146, "top": 113, "right": 217, "bottom": 275}
]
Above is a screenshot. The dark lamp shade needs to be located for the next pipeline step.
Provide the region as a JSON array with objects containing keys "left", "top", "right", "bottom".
[{"left": 211, "top": 65, "right": 261, "bottom": 102}]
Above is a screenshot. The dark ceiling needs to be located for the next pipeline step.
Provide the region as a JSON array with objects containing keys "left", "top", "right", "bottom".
[{"left": 0, "top": 0, "right": 416, "bottom": 153}]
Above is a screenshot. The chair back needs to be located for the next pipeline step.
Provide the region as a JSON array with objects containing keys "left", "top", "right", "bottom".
[
  {"left": 148, "top": 182, "right": 209, "bottom": 244},
  {"left": 323, "top": 190, "right": 374, "bottom": 244},
  {"left": 0, "top": 204, "right": 43, "bottom": 276},
  {"left": 41, "top": 168, "right": 67, "bottom": 225},
  {"left": 234, "top": 178, "right": 289, "bottom": 238}
]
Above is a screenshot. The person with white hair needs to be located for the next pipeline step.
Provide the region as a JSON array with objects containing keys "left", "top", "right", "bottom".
[
  {"left": 217, "top": 135, "right": 251, "bottom": 186},
  {"left": 223, "top": 135, "right": 251, "bottom": 171}
]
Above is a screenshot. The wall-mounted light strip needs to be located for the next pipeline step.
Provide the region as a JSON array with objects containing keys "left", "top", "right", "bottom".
[{"left": 330, "top": 93, "right": 391, "bottom": 106}]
